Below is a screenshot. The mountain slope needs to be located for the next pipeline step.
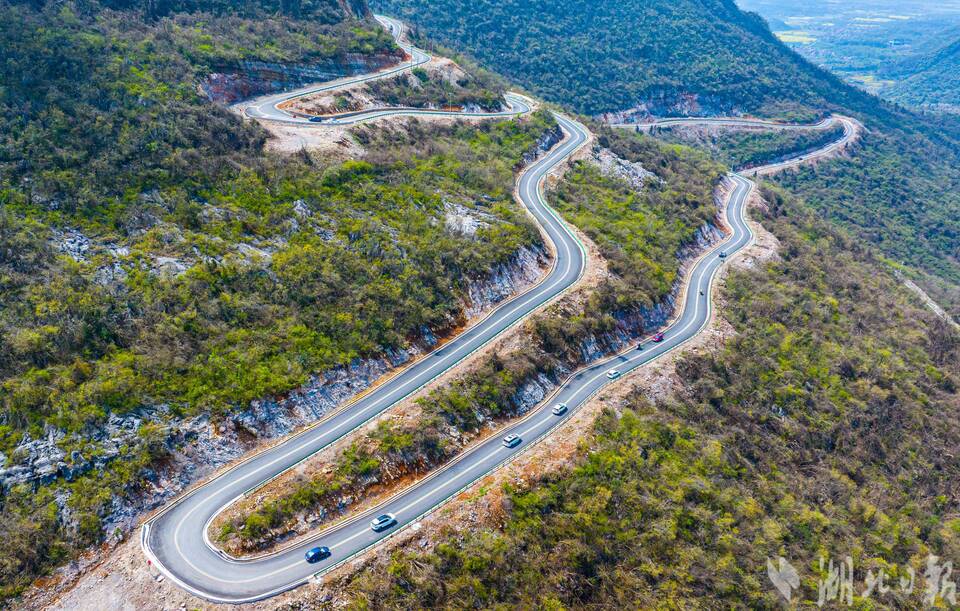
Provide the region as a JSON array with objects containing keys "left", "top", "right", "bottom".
[
  {"left": 881, "top": 36, "right": 960, "bottom": 112},
  {"left": 0, "top": 0, "right": 564, "bottom": 600},
  {"left": 373, "top": 0, "right": 880, "bottom": 117},
  {"left": 326, "top": 3, "right": 960, "bottom": 607},
  {"left": 0, "top": 0, "right": 398, "bottom": 224},
  {"left": 343, "top": 185, "right": 960, "bottom": 608},
  {"left": 373, "top": 0, "right": 960, "bottom": 289}
]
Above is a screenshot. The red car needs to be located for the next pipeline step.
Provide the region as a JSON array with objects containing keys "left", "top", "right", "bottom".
[{"left": 652, "top": 332, "right": 665, "bottom": 343}]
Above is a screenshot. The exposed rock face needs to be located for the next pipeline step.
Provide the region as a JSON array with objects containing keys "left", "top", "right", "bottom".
[
  {"left": 592, "top": 147, "right": 660, "bottom": 191},
  {"left": 49, "top": 228, "right": 91, "bottom": 262},
  {"left": 512, "top": 372, "right": 557, "bottom": 414},
  {"left": 598, "top": 90, "right": 743, "bottom": 124},
  {"left": 444, "top": 201, "right": 494, "bottom": 237},
  {"left": 521, "top": 125, "right": 564, "bottom": 168},
  {"left": 153, "top": 255, "right": 188, "bottom": 277},
  {"left": 464, "top": 245, "right": 547, "bottom": 318},
  {"left": 201, "top": 54, "right": 402, "bottom": 105},
  {"left": 1, "top": 414, "right": 145, "bottom": 490}
]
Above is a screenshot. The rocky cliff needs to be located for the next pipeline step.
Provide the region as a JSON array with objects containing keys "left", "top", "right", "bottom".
[{"left": 202, "top": 54, "right": 403, "bottom": 104}]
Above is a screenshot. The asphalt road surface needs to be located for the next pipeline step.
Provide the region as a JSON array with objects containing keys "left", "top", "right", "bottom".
[
  {"left": 141, "top": 142, "right": 755, "bottom": 605},
  {"left": 613, "top": 116, "right": 840, "bottom": 131},
  {"left": 613, "top": 115, "right": 859, "bottom": 176},
  {"left": 142, "top": 16, "right": 853, "bottom": 605},
  {"left": 142, "top": 106, "right": 591, "bottom": 605},
  {"left": 240, "top": 15, "right": 531, "bottom": 126}
]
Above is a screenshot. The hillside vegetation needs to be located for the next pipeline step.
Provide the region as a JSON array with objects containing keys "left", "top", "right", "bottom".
[
  {"left": 772, "top": 130, "right": 960, "bottom": 286},
  {"left": 0, "top": 109, "right": 558, "bottom": 598},
  {"left": 881, "top": 36, "right": 960, "bottom": 112},
  {"left": 373, "top": 0, "right": 877, "bottom": 117},
  {"left": 649, "top": 124, "right": 846, "bottom": 170},
  {"left": 366, "top": 62, "right": 506, "bottom": 111},
  {"left": 374, "top": 0, "right": 960, "bottom": 308},
  {"left": 0, "top": 0, "right": 396, "bottom": 226},
  {"left": 0, "top": 0, "right": 567, "bottom": 599},
  {"left": 653, "top": 123, "right": 960, "bottom": 286},
  {"left": 216, "top": 130, "right": 725, "bottom": 552},
  {"left": 343, "top": 186, "right": 960, "bottom": 609}
]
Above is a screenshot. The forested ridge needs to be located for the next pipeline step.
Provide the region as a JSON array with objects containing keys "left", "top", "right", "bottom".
[
  {"left": 881, "top": 36, "right": 960, "bottom": 111},
  {"left": 655, "top": 122, "right": 960, "bottom": 289},
  {"left": 0, "top": 0, "right": 397, "bottom": 228},
  {"left": 373, "top": 0, "right": 878, "bottom": 118},
  {"left": 651, "top": 124, "right": 847, "bottom": 170}
]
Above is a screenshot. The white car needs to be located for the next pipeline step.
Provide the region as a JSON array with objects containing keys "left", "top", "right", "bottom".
[
  {"left": 606, "top": 369, "right": 621, "bottom": 380},
  {"left": 551, "top": 403, "right": 568, "bottom": 416},
  {"left": 502, "top": 434, "right": 522, "bottom": 448}
]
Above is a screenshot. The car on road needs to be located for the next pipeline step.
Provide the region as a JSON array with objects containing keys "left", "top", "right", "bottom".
[
  {"left": 308, "top": 116, "right": 325, "bottom": 123},
  {"left": 606, "top": 369, "right": 621, "bottom": 380},
  {"left": 370, "top": 513, "right": 397, "bottom": 532},
  {"left": 502, "top": 434, "right": 522, "bottom": 448},
  {"left": 718, "top": 251, "right": 727, "bottom": 258},
  {"left": 652, "top": 332, "right": 664, "bottom": 343},
  {"left": 304, "top": 546, "right": 331, "bottom": 563},
  {"left": 551, "top": 403, "right": 568, "bottom": 416}
]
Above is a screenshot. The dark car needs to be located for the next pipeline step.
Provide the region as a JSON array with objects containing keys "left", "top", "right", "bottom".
[
  {"left": 305, "top": 546, "right": 331, "bottom": 563},
  {"left": 308, "top": 116, "right": 325, "bottom": 123},
  {"left": 718, "top": 251, "right": 727, "bottom": 259},
  {"left": 370, "top": 513, "right": 397, "bottom": 532},
  {"left": 502, "top": 434, "right": 522, "bottom": 448},
  {"left": 652, "top": 332, "right": 665, "bottom": 343}
]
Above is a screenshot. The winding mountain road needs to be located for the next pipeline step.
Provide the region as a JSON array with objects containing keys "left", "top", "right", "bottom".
[
  {"left": 143, "top": 90, "right": 591, "bottom": 606},
  {"left": 614, "top": 116, "right": 842, "bottom": 131},
  {"left": 142, "top": 16, "right": 856, "bottom": 605},
  {"left": 613, "top": 115, "right": 860, "bottom": 176},
  {"left": 240, "top": 15, "right": 532, "bottom": 125}
]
